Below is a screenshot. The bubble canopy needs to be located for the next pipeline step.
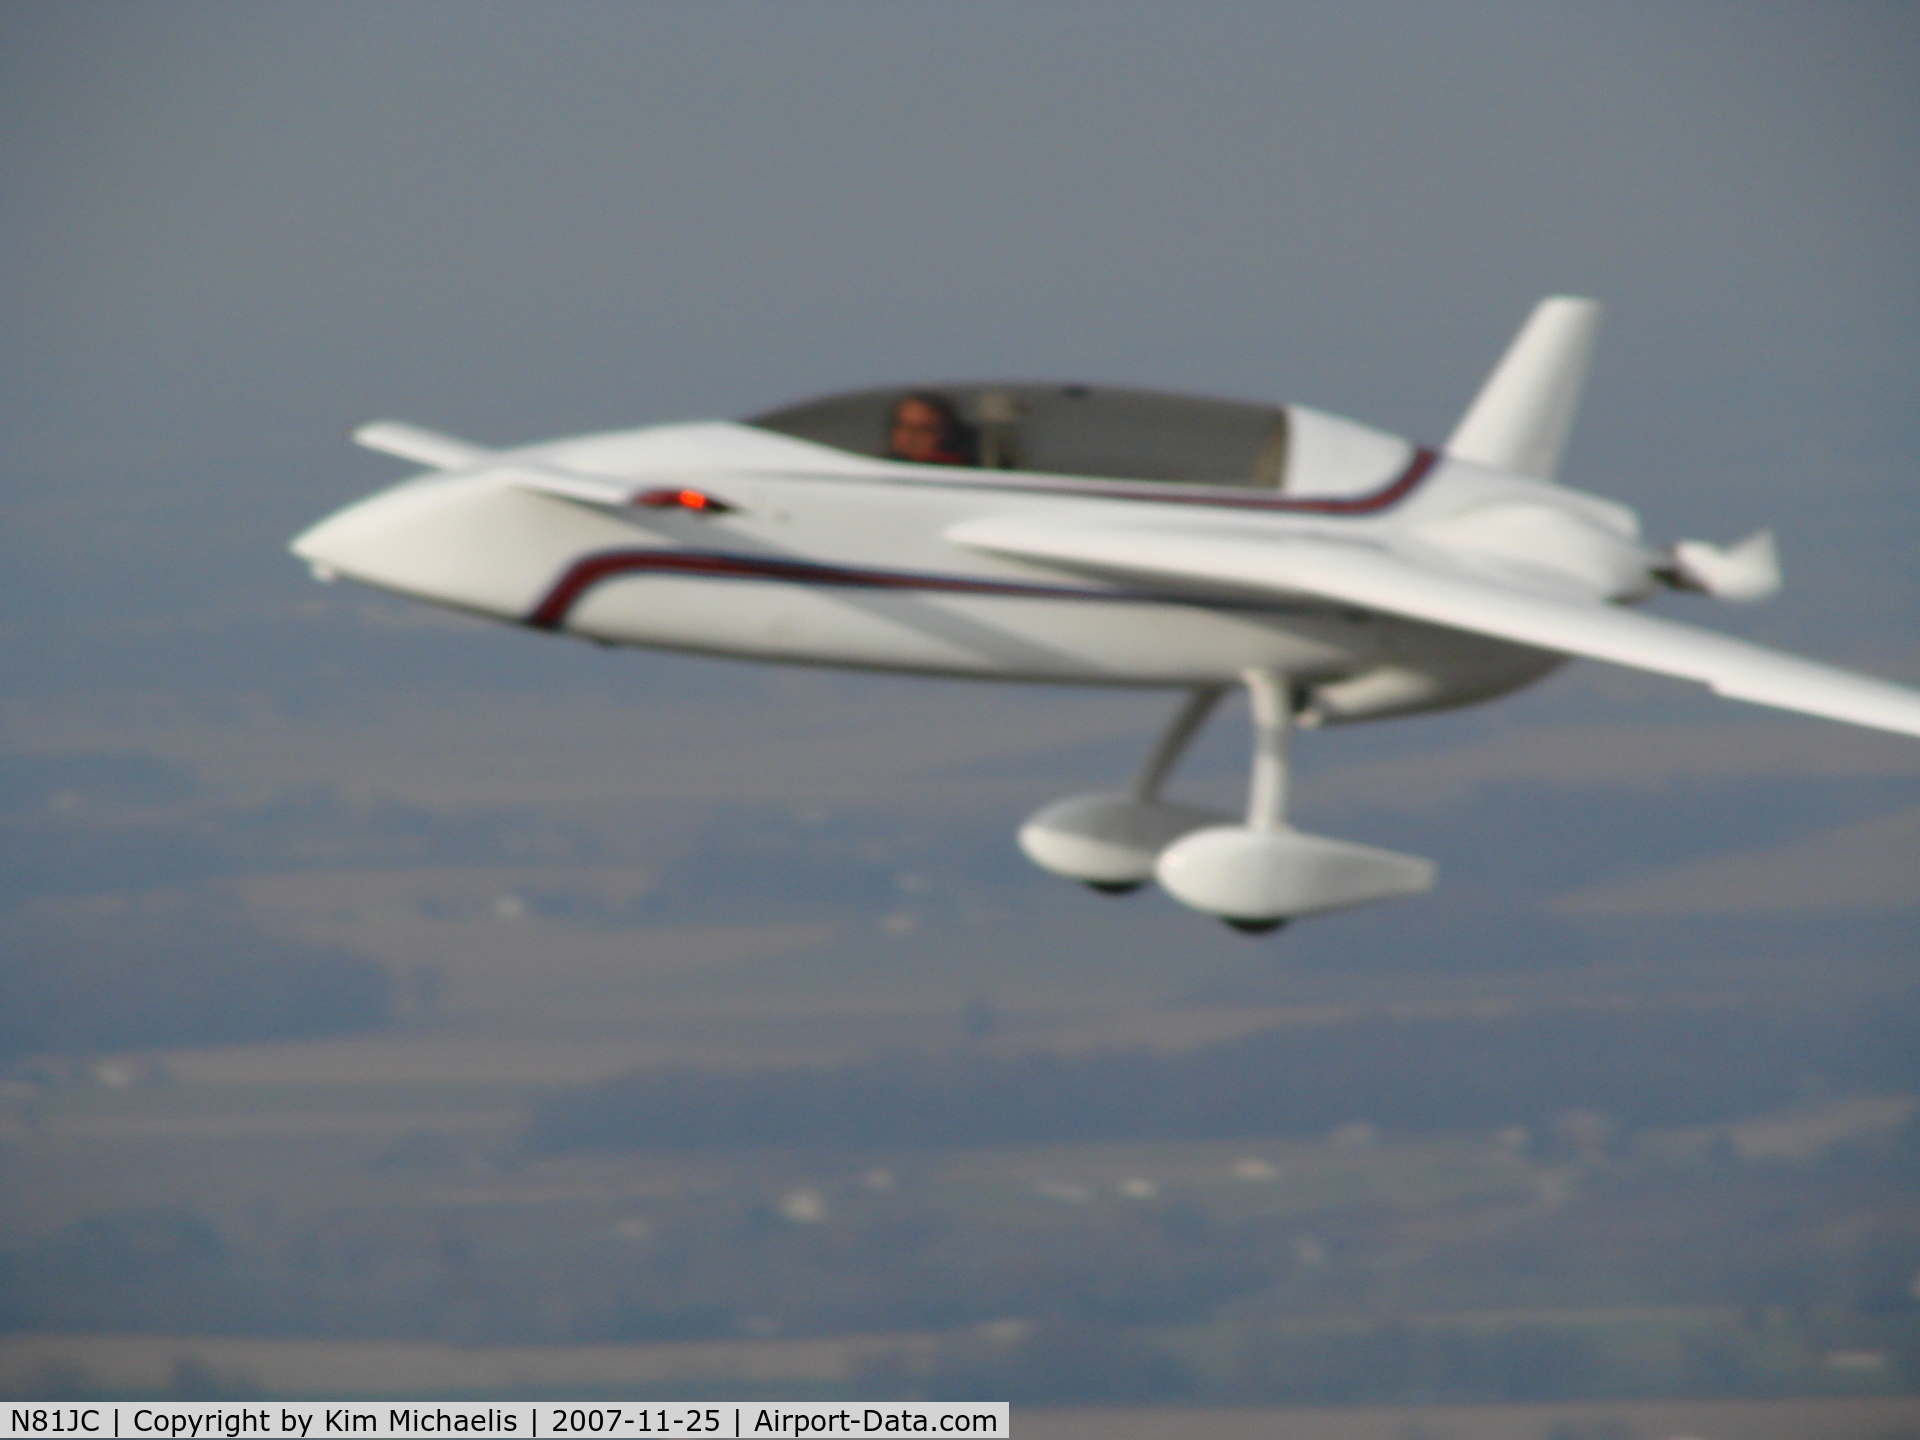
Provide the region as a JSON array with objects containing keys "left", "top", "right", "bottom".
[{"left": 747, "top": 383, "right": 1291, "bottom": 488}]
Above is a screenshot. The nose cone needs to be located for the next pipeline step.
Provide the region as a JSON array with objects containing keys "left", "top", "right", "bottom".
[
  {"left": 290, "top": 472, "right": 585, "bottom": 622},
  {"left": 291, "top": 477, "right": 455, "bottom": 592}
]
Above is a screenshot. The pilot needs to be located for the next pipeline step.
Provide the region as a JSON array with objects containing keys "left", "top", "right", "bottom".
[{"left": 885, "top": 391, "right": 977, "bottom": 466}]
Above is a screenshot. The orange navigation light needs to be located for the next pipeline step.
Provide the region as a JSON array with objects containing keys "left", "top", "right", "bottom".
[{"left": 636, "top": 487, "right": 736, "bottom": 515}]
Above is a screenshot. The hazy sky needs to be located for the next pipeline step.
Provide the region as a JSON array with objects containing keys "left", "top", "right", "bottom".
[{"left": 1, "top": 2, "right": 1915, "bottom": 968}]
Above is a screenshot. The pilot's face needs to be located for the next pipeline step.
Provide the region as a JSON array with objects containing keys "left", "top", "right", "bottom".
[{"left": 888, "top": 398, "right": 947, "bottom": 463}]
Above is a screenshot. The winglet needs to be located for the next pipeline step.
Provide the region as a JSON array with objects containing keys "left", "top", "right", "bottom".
[
  {"left": 1446, "top": 296, "right": 1600, "bottom": 481},
  {"left": 352, "top": 421, "right": 490, "bottom": 470}
]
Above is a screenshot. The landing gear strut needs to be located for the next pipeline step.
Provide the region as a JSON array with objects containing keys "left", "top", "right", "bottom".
[
  {"left": 1020, "top": 670, "right": 1435, "bottom": 927},
  {"left": 1077, "top": 685, "right": 1228, "bottom": 895},
  {"left": 1016, "top": 686, "right": 1230, "bottom": 892},
  {"left": 1154, "top": 668, "right": 1437, "bottom": 931},
  {"left": 1134, "top": 685, "right": 1226, "bottom": 808},
  {"left": 1212, "top": 669, "right": 1301, "bottom": 933},
  {"left": 1241, "top": 668, "right": 1300, "bottom": 835}
]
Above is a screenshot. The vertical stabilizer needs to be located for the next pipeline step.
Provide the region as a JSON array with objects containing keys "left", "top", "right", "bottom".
[{"left": 1445, "top": 296, "right": 1599, "bottom": 481}]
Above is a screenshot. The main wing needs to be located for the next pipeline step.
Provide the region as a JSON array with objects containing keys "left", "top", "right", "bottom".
[{"left": 948, "top": 515, "right": 1920, "bottom": 739}]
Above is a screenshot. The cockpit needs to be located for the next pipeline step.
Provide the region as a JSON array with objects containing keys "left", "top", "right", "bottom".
[{"left": 748, "top": 383, "right": 1292, "bottom": 489}]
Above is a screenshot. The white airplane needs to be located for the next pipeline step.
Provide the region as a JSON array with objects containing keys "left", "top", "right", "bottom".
[{"left": 292, "top": 298, "right": 1920, "bottom": 932}]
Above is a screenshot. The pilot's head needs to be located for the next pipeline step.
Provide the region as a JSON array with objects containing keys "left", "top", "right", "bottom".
[{"left": 886, "top": 392, "right": 975, "bottom": 466}]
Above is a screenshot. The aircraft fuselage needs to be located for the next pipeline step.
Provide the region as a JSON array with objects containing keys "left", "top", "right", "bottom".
[{"left": 295, "top": 416, "right": 1643, "bottom": 723}]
